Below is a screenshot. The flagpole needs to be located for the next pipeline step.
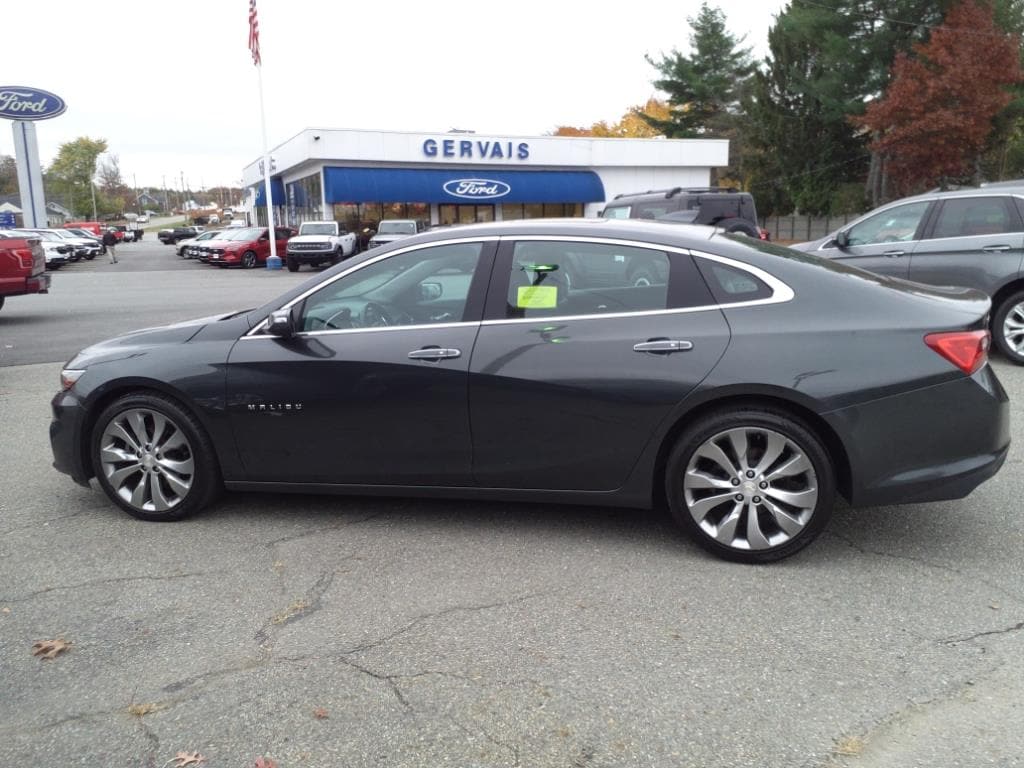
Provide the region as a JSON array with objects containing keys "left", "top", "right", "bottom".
[{"left": 256, "top": 61, "right": 280, "bottom": 269}]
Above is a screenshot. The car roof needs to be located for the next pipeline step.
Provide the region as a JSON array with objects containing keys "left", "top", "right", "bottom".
[{"left": 606, "top": 188, "right": 752, "bottom": 205}]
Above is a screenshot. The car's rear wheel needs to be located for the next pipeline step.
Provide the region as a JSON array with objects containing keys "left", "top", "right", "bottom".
[
  {"left": 91, "top": 393, "right": 220, "bottom": 522},
  {"left": 241, "top": 250, "right": 257, "bottom": 269},
  {"left": 665, "top": 409, "right": 835, "bottom": 563},
  {"left": 286, "top": 258, "right": 300, "bottom": 272},
  {"left": 993, "top": 290, "right": 1024, "bottom": 364},
  {"left": 85, "top": 253, "right": 95, "bottom": 261}
]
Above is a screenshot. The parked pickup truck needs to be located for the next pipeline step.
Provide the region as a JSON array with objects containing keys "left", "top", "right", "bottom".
[
  {"left": 0, "top": 234, "right": 50, "bottom": 312},
  {"left": 158, "top": 225, "right": 205, "bottom": 245},
  {"left": 285, "top": 221, "right": 358, "bottom": 272}
]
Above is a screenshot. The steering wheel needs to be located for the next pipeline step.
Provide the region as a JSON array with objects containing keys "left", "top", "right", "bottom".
[
  {"left": 361, "top": 301, "right": 412, "bottom": 327},
  {"left": 317, "top": 306, "right": 353, "bottom": 330}
]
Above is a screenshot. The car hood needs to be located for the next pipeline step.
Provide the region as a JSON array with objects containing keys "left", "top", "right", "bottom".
[
  {"left": 371, "top": 232, "right": 413, "bottom": 243},
  {"left": 65, "top": 311, "right": 250, "bottom": 369},
  {"left": 289, "top": 234, "right": 337, "bottom": 244},
  {"left": 789, "top": 235, "right": 834, "bottom": 252}
]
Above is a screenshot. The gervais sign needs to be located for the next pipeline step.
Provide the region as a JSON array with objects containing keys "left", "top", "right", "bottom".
[
  {"left": 423, "top": 138, "right": 529, "bottom": 160},
  {"left": 0, "top": 87, "right": 67, "bottom": 120},
  {"left": 443, "top": 178, "right": 511, "bottom": 200}
]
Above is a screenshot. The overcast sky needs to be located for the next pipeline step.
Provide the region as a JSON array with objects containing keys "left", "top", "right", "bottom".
[{"left": 3, "top": 0, "right": 787, "bottom": 191}]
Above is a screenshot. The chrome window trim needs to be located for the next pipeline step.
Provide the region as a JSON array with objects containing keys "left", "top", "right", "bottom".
[
  {"left": 242, "top": 236, "right": 500, "bottom": 339},
  {"left": 241, "top": 234, "right": 794, "bottom": 340}
]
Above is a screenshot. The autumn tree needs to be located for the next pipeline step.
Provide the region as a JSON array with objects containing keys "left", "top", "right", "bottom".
[
  {"left": 0, "top": 155, "right": 17, "bottom": 197},
  {"left": 46, "top": 137, "right": 108, "bottom": 217},
  {"left": 858, "top": 0, "right": 1022, "bottom": 195},
  {"left": 553, "top": 99, "right": 671, "bottom": 138}
]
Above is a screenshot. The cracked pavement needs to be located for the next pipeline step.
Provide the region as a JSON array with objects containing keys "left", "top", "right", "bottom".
[{"left": 2, "top": 266, "right": 1024, "bottom": 767}]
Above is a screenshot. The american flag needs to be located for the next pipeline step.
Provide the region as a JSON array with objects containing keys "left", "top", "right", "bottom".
[{"left": 248, "top": 0, "right": 261, "bottom": 66}]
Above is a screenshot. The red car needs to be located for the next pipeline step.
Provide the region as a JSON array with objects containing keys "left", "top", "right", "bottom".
[
  {"left": 0, "top": 233, "right": 50, "bottom": 311},
  {"left": 203, "top": 227, "right": 294, "bottom": 268}
]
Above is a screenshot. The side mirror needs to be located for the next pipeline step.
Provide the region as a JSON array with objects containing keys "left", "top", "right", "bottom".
[
  {"left": 266, "top": 308, "right": 294, "bottom": 338},
  {"left": 260, "top": 234, "right": 270, "bottom": 241},
  {"left": 420, "top": 281, "right": 443, "bottom": 301},
  {"left": 834, "top": 231, "right": 850, "bottom": 249}
]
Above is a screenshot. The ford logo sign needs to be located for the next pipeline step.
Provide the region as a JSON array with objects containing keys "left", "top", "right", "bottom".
[
  {"left": 443, "top": 178, "right": 511, "bottom": 200},
  {"left": 0, "top": 87, "right": 67, "bottom": 121}
]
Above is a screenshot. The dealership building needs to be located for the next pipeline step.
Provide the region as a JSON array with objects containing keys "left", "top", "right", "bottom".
[{"left": 241, "top": 128, "right": 728, "bottom": 231}]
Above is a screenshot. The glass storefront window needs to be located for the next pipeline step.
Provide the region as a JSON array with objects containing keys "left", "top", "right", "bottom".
[
  {"left": 332, "top": 202, "right": 429, "bottom": 233},
  {"left": 286, "top": 172, "right": 323, "bottom": 225},
  {"left": 501, "top": 203, "right": 583, "bottom": 220}
]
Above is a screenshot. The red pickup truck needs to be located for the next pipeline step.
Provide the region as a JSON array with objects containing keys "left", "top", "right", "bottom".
[{"left": 0, "top": 234, "right": 50, "bottom": 311}]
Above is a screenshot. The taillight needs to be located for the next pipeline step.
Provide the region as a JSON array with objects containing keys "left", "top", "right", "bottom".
[
  {"left": 14, "top": 246, "right": 33, "bottom": 270},
  {"left": 924, "top": 330, "right": 990, "bottom": 375}
]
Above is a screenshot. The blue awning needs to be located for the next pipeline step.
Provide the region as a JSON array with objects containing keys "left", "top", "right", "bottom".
[
  {"left": 254, "top": 177, "right": 285, "bottom": 207},
  {"left": 324, "top": 167, "right": 604, "bottom": 204}
]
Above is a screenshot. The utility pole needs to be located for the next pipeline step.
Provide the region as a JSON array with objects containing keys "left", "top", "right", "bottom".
[{"left": 162, "top": 174, "right": 167, "bottom": 213}]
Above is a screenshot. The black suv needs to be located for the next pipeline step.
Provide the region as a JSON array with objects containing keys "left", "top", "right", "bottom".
[{"left": 601, "top": 187, "right": 766, "bottom": 238}]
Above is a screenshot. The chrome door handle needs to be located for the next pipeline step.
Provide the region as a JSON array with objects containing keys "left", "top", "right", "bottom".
[
  {"left": 882, "top": 250, "right": 905, "bottom": 257},
  {"left": 633, "top": 339, "right": 693, "bottom": 353},
  {"left": 982, "top": 245, "right": 1011, "bottom": 252},
  {"left": 408, "top": 347, "right": 461, "bottom": 361}
]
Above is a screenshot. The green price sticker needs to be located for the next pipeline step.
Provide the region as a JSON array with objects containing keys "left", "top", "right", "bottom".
[{"left": 517, "top": 285, "right": 558, "bottom": 309}]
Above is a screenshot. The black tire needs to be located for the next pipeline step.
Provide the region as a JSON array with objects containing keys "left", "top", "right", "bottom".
[
  {"left": 992, "top": 289, "right": 1024, "bottom": 365},
  {"left": 0, "top": 296, "right": 5, "bottom": 311},
  {"left": 85, "top": 253, "right": 95, "bottom": 261},
  {"left": 241, "top": 250, "right": 257, "bottom": 269},
  {"left": 286, "top": 258, "right": 300, "bottom": 272},
  {"left": 90, "top": 392, "right": 221, "bottom": 522},
  {"left": 720, "top": 219, "right": 759, "bottom": 237},
  {"left": 665, "top": 407, "right": 835, "bottom": 563},
  {"left": 330, "top": 247, "right": 344, "bottom": 266}
]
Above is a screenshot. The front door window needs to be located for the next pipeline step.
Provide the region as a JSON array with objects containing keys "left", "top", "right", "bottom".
[{"left": 845, "top": 202, "right": 930, "bottom": 246}]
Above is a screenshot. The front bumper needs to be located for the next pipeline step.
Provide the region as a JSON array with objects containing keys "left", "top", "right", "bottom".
[
  {"left": 826, "top": 365, "right": 1011, "bottom": 508},
  {"left": 286, "top": 248, "right": 332, "bottom": 263},
  {"left": 50, "top": 388, "right": 92, "bottom": 487}
]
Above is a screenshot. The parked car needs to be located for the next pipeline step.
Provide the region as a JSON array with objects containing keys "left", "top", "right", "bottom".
[
  {"left": 601, "top": 187, "right": 769, "bottom": 239},
  {"left": 49, "top": 219, "right": 1008, "bottom": 563},
  {"left": 0, "top": 232, "right": 49, "bottom": 310},
  {"left": 367, "top": 219, "right": 425, "bottom": 249},
  {"left": 791, "top": 185, "right": 1024, "bottom": 364},
  {"left": 39, "top": 229, "right": 103, "bottom": 260},
  {"left": 10, "top": 229, "right": 71, "bottom": 268},
  {"left": 176, "top": 229, "right": 224, "bottom": 257},
  {"left": 285, "top": 220, "right": 358, "bottom": 271},
  {"left": 158, "top": 226, "right": 205, "bottom": 245},
  {"left": 202, "top": 226, "right": 294, "bottom": 268},
  {"left": 63, "top": 221, "right": 104, "bottom": 236}
]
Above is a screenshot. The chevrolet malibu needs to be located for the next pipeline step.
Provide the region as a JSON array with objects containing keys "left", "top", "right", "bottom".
[{"left": 50, "top": 219, "right": 1010, "bottom": 562}]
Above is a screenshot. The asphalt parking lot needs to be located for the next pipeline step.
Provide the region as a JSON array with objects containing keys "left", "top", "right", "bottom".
[{"left": 1, "top": 238, "right": 1022, "bottom": 767}]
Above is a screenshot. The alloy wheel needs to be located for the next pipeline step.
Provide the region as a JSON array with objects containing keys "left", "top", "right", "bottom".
[
  {"left": 683, "top": 426, "right": 818, "bottom": 551},
  {"left": 98, "top": 408, "right": 195, "bottom": 513},
  {"left": 1002, "top": 300, "right": 1024, "bottom": 355}
]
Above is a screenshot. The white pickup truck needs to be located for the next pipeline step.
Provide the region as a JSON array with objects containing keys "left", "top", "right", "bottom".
[{"left": 285, "top": 221, "right": 358, "bottom": 272}]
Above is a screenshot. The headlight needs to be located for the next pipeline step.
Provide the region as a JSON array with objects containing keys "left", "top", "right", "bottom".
[{"left": 60, "top": 369, "right": 85, "bottom": 390}]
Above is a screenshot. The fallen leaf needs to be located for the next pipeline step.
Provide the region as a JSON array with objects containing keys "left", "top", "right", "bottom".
[
  {"left": 128, "top": 702, "right": 163, "bottom": 717},
  {"left": 2, "top": 606, "right": 10, "bottom": 613},
  {"left": 312, "top": 707, "right": 329, "bottom": 719},
  {"left": 834, "top": 736, "right": 864, "bottom": 756},
  {"left": 32, "top": 638, "right": 71, "bottom": 660},
  {"left": 166, "top": 751, "right": 205, "bottom": 767},
  {"left": 990, "top": 603, "right": 1000, "bottom": 610},
  {"left": 254, "top": 758, "right": 278, "bottom": 768}
]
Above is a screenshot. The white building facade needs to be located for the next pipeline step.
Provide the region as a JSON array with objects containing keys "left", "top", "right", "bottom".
[{"left": 241, "top": 128, "right": 728, "bottom": 230}]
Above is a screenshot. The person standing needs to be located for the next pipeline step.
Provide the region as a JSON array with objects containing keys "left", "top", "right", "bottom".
[{"left": 103, "top": 228, "right": 118, "bottom": 264}]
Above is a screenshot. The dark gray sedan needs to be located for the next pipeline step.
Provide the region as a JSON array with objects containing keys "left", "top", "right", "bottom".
[
  {"left": 50, "top": 219, "right": 1009, "bottom": 563},
  {"left": 792, "top": 185, "right": 1024, "bottom": 364}
]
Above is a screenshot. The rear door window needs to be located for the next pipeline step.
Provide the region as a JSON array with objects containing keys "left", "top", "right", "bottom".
[
  {"left": 928, "top": 197, "right": 1020, "bottom": 239},
  {"left": 504, "top": 241, "right": 671, "bottom": 319}
]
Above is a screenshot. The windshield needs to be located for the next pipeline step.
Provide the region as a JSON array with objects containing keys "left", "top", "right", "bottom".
[
  {"left": 300, "top": 223, "right": 337, "bottom": 236},
  {"left": 377, "top": 221, "right": 416, "bottom": 235}
]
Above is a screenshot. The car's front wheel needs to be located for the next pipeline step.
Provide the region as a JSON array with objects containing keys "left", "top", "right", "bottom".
[
  {"left": 91, "top": 393, "right": 221, "bottom": 521},
  {"left": 993, "top": 290, "right": 1024, "bottom": 364},
  {"left": 286, "top": 257, "right": 300, "bottom": 272},
  {"left": 665, "top": 408, "right": 835, "bottom": 563}
]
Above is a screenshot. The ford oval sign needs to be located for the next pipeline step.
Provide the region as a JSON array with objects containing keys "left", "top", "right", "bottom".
[
  {"left": 443, "top": 178, "right": 511, "bottom": 200},
  {"left": 0, "top": 87, "right": 67, "bottom": 121}
]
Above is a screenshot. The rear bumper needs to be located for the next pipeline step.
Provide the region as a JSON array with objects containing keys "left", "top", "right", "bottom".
[
  {"left": 0, "top": 272, "right": 50, "bottom": 296},
  {"left": 825, "top": 365, "right": 1011, "bottom": 507}
]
